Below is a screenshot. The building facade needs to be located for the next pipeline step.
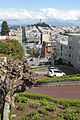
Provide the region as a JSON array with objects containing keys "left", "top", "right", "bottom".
[
  {"left": 67, "top": 33, "right": 80, "bottom": 69},
  {"left": 53, "top": 40, "right": 68, "bottom": 65},
  {"left": 41, "top": 33, "right": 56, "bottom": 57}
]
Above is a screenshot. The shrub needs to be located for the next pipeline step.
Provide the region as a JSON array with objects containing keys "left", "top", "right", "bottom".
[
  {"left": 62, "top": 103, "right": 70, "bottom": 108},
  {"left": 39, "top": 108, "right": 48, "bottom": 115},
  {"left": 36, "top": 74, "right": 80, "bottom": 84},
  {"left": 0, "top": 113, "right": 1, "bottom": 120},
  {"left": 53, "top": 118, "right": 64, "bottom": 120},
  {"left": 0, "top": 39, "right": 25, "bottom": 59},
  {"left": 65, "top": 108, "right": 70, "bottom": 113},
  {"left": 15, "top": 95, "right": 29, "bottom": 103},
  {"left": 48, "top": 105, "right": 58, "bottom": 111},
  {"left": 44, "top": 116, "right": 52, "bottom": 120},
  {"left": 29, "top": 102, "right": 41, "bottom": 108},
  {"left": 60, "top": 112, "right": 66, "bottom": 119},
  {"left": 17, "top": 103, "right": 26, "bottom": 111},
  {"left": 41, "top": 99, "right": 48, "bottom": 106},
  {"left": 76, "top": 103, "right": 80, "bottom": 107},
  {"left": 76, "top": 108, "right": 80, "bottom": 113},
  {"left": 66, "top": 113, "right": 80, "bottom": 120},
  {"left": 16, "top": 93, "right": 80, "bottom": 106},
  {"left": 19, "top": 116, "right": 28, "bottom": 120},
  {"left": 18, "top": 93, "right": 54, "bottom": 102},
  {"left": 30, "top": 115, "right": 41, "bottom": 120},
  {"left": 29, "top": 111, "right": 37, "bottom": 117}
]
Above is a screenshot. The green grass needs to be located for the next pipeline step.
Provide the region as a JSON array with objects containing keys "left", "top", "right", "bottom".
[{"left": 36, "top": 74, "right": 80, "bottom": 84}]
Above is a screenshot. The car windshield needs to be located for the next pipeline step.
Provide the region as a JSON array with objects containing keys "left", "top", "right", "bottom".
[
  {"left": 54, "top": 70, "right": 62, "bottom": 73},
  {"left": 49, "top": 69, "right": 53, "bottom": 72}
]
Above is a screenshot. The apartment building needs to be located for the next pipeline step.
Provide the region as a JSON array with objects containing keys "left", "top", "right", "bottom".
[
  {"left": 54, "top": 33, "right": 80, "bottom": 69},
  {"left": 9, "top": 27, "right": 22, "bottom": 43},
  {"left": 25, "top": 26, "right": 41, "bottom": 43},
  {"left": 41, "top": 33, "right": 56, "bottom": 57},
  {"left": 67, "top": 33, "right": 80, "bottom": 69},
  {"left": 54, "top": 40, "right": 68, "bottom": 64}
]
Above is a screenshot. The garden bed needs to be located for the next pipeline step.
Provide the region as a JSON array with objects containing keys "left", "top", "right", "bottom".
[{"left": 10, "top": 93, "right": 80, "bottom": 120}]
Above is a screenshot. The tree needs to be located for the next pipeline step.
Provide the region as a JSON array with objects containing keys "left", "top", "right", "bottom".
[
  {"left": 0, "top": 39, "right": 25, "bottom": 59},
  {"left": 29, "top": 48, "right": 40, "bottom": 57},
  {"left": 1, "top": 21, "right": 10, "bottom": 35},
  {"left": 5, "top": 58, "right": 37, "bottom": 107},
  {"left": 0, "top": 58, "right": 37, "bottom": 120}
]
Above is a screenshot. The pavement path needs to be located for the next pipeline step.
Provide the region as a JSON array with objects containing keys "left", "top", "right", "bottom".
[{"left": 27, "top": 85, "right": 80, "bottom": 99}]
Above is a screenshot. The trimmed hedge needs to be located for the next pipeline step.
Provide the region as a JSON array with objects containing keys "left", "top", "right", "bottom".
[
  {"left": 16, "top": 93, "right": 80, "bottom": 106},
  {"left": 16, "top": 93, "right": 54, "bottom": 102},
  {"left": 37, "top": 74, "right": 80, "bottom": 84},
  {"left": 30, "top": 69, "right": 47, "bottom": 72},
  {"left": 0, "top": 113, "right": 1, "bottom": 120}
]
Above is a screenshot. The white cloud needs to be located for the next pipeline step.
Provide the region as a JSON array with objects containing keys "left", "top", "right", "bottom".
[{"left": 0, "top": 8, "right": 80, "bottom": 25}]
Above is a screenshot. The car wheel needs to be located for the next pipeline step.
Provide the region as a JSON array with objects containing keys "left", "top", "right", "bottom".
[
  {"left": 54, "top": 75, "right": 56, "bottom": 77},
  {"left": 63, "top": 74, "right": 66, "bottom": 76}
]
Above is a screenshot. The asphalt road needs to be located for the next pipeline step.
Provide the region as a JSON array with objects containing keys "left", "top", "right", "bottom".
[{"left": 27, "top": 85, "right": 80, "bottom": 99}]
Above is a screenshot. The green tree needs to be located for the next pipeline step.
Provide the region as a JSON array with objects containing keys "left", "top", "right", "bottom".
[
  {"left": 1, "top": 21, "right": 10, "bottom": 35},
  {"left": 0, "top": 39, "right": 25, "bottom": 59},
  {"left": 5, "top": 39, "right": 25, "bottom": 58},
  {"left": 29, "top": 48, "right": 40, "bottom": 57}
]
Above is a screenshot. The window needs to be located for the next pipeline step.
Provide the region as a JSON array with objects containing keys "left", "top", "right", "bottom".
[
  {"left": 77, "top": 56, "right": 80, "bottom": 63},
  {"left": 49, "top": 69, "right": 52, "bottom": 72},
  {"left": 69, "top": 46, "right": 71, "bottom": 49},
  {"left": 69, "top": 54, "right": 71, "bottom": 57},
  {"left": 61, "top": 53, "right": 62, "bottom": 56},
  {"left": 47, "top": 47, "right": 51, "bottom": 53},
  {"left": 54, "top": 70, "right": 62, "bottom": 73},
  {"left": 78, "top": 37, "right": 80, "bottom": 44},
  {"left": 61, "top": 46, "right": 63, "bottom": 51}
]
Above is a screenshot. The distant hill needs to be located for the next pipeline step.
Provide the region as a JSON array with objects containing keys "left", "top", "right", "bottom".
[{"left": 1, "top": 21, "right": 79, "bottom": 30}]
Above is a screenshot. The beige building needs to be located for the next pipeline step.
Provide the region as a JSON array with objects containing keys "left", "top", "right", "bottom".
[{"left": 42, "top": 33, "right": 50, "bottom": 43}]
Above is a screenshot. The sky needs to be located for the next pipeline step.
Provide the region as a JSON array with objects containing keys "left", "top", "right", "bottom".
[{"left": 0, "top": 0, "right": 80, "bottom": 25}]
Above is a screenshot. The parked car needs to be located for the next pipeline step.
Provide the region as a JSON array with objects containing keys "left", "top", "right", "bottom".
[
  {"left": 48, "top": 66, "right": 59, "bottom": 70},
  {"left": 26, "top": 71, "right": 33, "bottom": 74},
  {"left": 47, "top": 69, "right": 66, "bottom": 77},
  {"left": 30, "top": 58, "right": 33, "bottom": 61}
]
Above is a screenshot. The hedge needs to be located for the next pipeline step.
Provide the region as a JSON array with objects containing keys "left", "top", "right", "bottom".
[
  {"left": 0, "top": 113, "right": 1, "bottom": 120},
  {"left": 37, "top": 74, "right": 80, "bottom": 84},
  {"left": 16, "top": 93, "right": 80, "bottom": 106}
]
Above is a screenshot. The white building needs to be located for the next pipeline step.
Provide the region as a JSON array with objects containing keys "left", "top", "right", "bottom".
[
  {"left": 67, "top": 33, "right": 80, "bottom": 69},
  {"left": 54, "top": 39, "right": 68, "bottom": 65},
  {"left": 9, "top": 27, "right": 22, "bottom": 43}
]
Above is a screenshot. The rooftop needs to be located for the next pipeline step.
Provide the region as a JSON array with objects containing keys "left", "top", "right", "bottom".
[{"left": 66, "top": 33, "right": 80, "bottom": 36}]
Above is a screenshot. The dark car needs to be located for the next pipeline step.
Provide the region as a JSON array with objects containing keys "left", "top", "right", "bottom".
[
  {"left": 26, "top": 71, "right": 33, "bottom": 74},
  {"left": 48, "top": 66, "right": 59, "bottom": 70},
  {"left": 30, "top": 58, "right": 33, "bottom": 61}
]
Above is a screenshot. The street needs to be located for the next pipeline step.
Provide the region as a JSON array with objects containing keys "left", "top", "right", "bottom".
[{"left": 27, "top": 85, "right": 80, "bottom": 99}]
